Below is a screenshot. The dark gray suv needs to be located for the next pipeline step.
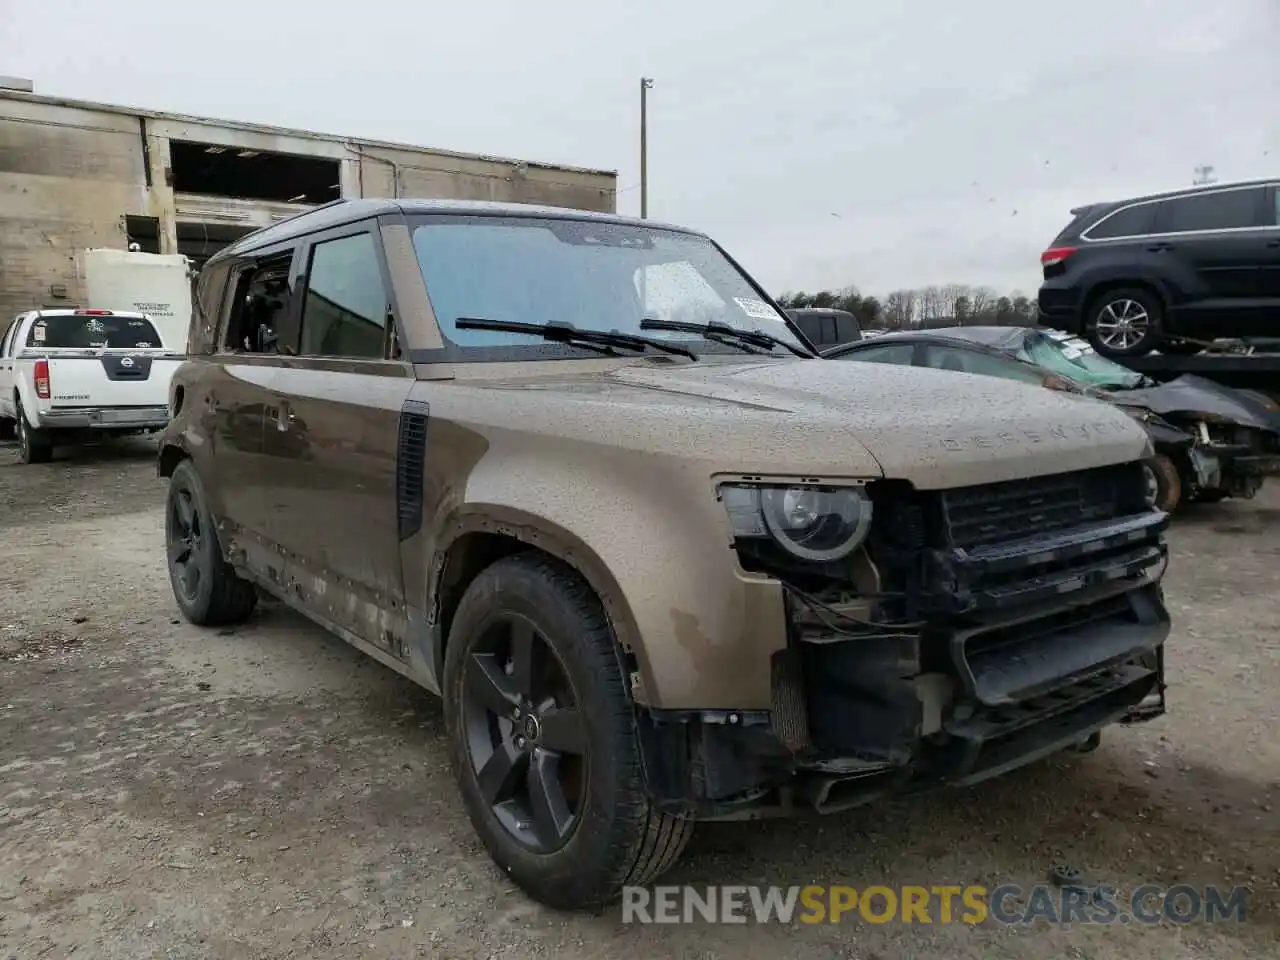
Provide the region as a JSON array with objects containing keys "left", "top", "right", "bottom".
[{"left": 1037, "top": 178, "right": 1280, "bottom": 358}]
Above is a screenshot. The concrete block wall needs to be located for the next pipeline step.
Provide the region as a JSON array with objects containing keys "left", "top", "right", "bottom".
[
  {"left": 1, "top": 90, "right": 618, "bottom": 321},
  {"left": 0, "top": 99, "right": 152, "bottom": 320}
]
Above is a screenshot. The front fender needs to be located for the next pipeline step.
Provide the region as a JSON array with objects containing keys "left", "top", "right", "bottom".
[{"left": 445, "top": 452, "right": 787, "bottom": 711}]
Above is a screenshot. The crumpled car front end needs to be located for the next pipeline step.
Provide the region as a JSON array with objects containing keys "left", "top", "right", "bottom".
[
  {"left": 742, "top": 461, "right": 1169, "bottom": 813},
  {"left": 1114, "top": 376, "right": 1280, "bottom": 501}
]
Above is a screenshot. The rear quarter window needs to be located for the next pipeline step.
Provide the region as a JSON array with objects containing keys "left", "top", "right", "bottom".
[{"left": 1084, "top": 203, "right": 1157, "bottom": 240}]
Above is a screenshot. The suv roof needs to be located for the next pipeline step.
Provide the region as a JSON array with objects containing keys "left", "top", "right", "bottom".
[
  {"left": 218, "top": 198, "right": 703, "bottom": 262},
  {"left": 1069, "top": 176, "right": 1279, "bottom": 215}
]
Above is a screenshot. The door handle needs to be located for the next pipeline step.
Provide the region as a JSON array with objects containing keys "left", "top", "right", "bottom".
[
  {"left": 1146, "top": 242, "right": 1174, "bottom": 252},
  {"left": 270, "top": 404, "right": 296, "bottom": 430},
  {"left": 1267, "top": 239, "right": 1280, "bottom": 248}
]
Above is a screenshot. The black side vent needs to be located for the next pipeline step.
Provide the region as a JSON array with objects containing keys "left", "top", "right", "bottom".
[{"left": 396, "top": 400, "right": 430, "bottom": 540}]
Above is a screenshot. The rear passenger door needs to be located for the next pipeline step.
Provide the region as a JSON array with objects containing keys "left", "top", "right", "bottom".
[
  {"left": 1151, "top": 185, "right": 1270, "bottom": 332},
  {"left": 259, "top": 219, "right": 415, "bottom": 655},
  {"left": 1260, "top": 183, "right": 1280, "bottom": 306}
]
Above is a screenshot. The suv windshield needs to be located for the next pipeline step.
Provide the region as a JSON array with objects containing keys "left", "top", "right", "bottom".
[
  {"left": 27, "top": 313, "right": 163, "bottom": 350},
  {"left": 409, "top": 215, "right": 809, "bottom": 356},
  {"left": 1017, "top": 329, "right": 1144, "bottom": 390}
]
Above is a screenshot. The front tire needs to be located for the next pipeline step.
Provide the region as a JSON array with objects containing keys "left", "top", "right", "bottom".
[
  {"left": 165, "top": 459, "right": 258, "bottom": 625},
  {"left": 1143, "top": 455, "right": 1182, "bottom": 513},
  {"left": 442, "top": 551, "right": 692, "bottom": 910},
  {"left": 1086, "top": 288, "right": 1164, "bottom": 357}
]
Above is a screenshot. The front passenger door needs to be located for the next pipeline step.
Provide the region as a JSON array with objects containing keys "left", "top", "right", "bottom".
[{"left": 259, "top": 220, "right": 415, "bottom": 655}]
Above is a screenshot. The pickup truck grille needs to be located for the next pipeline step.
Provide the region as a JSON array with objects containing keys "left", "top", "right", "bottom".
[{"left": 938, "top": 463, "right": 1135, "bottom": 549}]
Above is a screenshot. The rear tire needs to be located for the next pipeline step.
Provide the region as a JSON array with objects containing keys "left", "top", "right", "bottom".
[
  {"left": 1086, "top": 287, "right": 1164, "bottom": 358},
  {"left": 165, "top": 459, "right": 258, "bottom": 625},
  {"left": 15, "top": 401, "right": 53, "bottom": 464},
  {"left": 442, "top": 551, "right": 693, "bottom": 910}
]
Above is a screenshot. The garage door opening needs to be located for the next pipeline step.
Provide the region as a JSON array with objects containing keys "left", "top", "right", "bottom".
[{"left": 169, "top": 140, "right": 341, "bottom": 204}]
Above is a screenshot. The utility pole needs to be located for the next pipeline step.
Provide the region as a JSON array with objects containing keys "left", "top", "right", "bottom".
[{"left": 640, "top": 77, "right": 653, "bottom": 218}]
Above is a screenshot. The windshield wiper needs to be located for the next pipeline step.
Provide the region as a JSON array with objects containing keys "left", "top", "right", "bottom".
[
  {"left": 455, "top": 317, "right": 697, "bottom": 359},
  {"left": 639, "top": 318, "right": 813, "bottom": 358}
]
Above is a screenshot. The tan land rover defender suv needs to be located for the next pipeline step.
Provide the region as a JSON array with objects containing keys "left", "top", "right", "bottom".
[{"left": 158, "top": 199, "right": 1171, "bottom": 910}]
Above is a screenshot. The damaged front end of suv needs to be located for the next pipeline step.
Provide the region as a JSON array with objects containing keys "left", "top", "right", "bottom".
[{"left": 639, "top": 462, "right": 1169, "bottom": 820}]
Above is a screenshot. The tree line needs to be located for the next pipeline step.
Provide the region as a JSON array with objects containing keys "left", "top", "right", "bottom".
[{"left": 776, "top": 284, "right": 1040, "bottom": 331}]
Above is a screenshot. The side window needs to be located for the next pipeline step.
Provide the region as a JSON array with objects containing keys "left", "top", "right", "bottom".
[
  {"left": 919, "top": 345, "right": 1043, "bottom": 383},
  {"left": 634, "top": 260, "right": 723, "bottom": 328},
  {"left": 1, "top": 319, "right": 17, "bottom": 357},
  {"left": 834, "top": 315, "right": 861, "bottom": 344},
  {"left": 793, "top": 314, "right": 823, "bottom": 344},
  {"left": 298, "top": 232, "right": 390, "bottom": 359},
  {"left": 1155, "top": 188, "right": 1266, "bottom": 233},
  {"left": 1086, "top": 204, "right": 1156, "bottom": 240},
  {"left": 221, "top": 254, "right": 297, "bottom": 354},
  {"left": 837, "top": 343, "right": 914, "bottom": 364},
  {"left": 192, "top": 260, "right": 230, "bottom": 355}
]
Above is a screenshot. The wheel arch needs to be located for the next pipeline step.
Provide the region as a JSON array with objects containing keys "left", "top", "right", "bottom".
[
  {"left": 1083, "top": 278, "right": 1168, "bottom": 323},
  {"left": 158, "top": 440, "right": 190, "bottom": 478},
  {"left": 429, "top": 507, "right": 644, "bottom": 702}
]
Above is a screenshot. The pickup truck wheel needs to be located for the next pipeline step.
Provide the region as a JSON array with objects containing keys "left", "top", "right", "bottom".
[
  {"left": 15, "top": 404, "right": 53, "bottom": 464},
  {"left": 165, "top": 460, "right": 257, "bottom": 626},
  {"left": 443, "top": 552, "right": 693, "bottom": 910}
]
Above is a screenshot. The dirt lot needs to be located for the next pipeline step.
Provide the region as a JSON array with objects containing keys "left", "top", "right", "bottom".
[{"left": 1, "top": 438, "right": 1277, "bottom": 960}]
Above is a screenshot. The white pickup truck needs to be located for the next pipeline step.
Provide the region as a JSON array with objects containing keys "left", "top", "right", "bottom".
[{"left": 0, "top": 308, "right": 183, "bottom": 464}]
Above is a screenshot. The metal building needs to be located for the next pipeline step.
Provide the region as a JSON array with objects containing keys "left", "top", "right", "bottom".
[{"left": 0, "top": 78, "right": 618, "bottom": 319}]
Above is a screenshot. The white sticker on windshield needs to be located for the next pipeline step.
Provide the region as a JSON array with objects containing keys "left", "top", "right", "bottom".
[
  {"left": 32, "top": 324, "right": 45, "bottom": 343},
  {"left": 734, "top": 297, "right": 785, "bottom": 321}
]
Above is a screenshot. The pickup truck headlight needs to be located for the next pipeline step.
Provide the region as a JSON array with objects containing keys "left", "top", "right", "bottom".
[{"left": 719, "top": 483, "right": 873, "bottom": 562}]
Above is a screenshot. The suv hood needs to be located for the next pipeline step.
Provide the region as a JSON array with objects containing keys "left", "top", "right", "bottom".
[{"left": 466, "top": 357, "right": 1149, "bottom": 490}]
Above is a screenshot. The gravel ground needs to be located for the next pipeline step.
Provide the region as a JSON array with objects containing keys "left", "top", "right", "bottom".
[{"left": 0, "top": 437, "right": 1277, "bottom": 959}]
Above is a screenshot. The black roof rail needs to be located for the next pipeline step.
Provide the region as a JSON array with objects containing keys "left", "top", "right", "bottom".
[{"left": 265, "top": 196, "right": 351, "bottom": 230}]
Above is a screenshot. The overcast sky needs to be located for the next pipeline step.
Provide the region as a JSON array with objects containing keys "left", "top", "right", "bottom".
[{"left": 2, "top": 0, "right": 1277, "bottom": 298}]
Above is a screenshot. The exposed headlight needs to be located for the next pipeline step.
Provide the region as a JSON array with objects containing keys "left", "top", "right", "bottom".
[{"left": 719, "top": 483, "right": 873, "bottom": 562}]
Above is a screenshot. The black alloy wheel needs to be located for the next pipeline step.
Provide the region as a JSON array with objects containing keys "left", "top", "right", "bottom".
[
  {"left": 168, "top": 482, "right": 205, "bottom": 607},
  {"left": 164, "top": 460, "right": 258, "bottom": 625},
  {"left": 442, "top": 552, "right": 693, "bottom": 909},
  {"left": 461, "top": 613, "right": 589, "bottom": 853}
]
